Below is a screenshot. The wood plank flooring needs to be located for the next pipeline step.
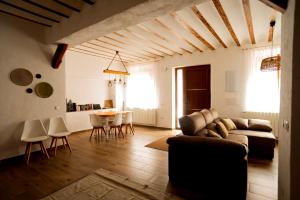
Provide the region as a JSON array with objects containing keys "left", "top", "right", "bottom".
[{"left": 0, "top": 126, "right": 278, "bottom": 200}]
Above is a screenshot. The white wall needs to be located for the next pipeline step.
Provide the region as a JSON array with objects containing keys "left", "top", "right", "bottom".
[
  {"left": 0, "top": 14, "right": 65, "bottom": 160},
  {"left": 65, "top": 51, "right": 110, "bottom": 105},
  {"left": 129, "top": 47, "right": 247, "bottom": 128}
]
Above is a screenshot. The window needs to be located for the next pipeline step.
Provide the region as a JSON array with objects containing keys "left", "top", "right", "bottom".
[
  {"left": 245, "top": 47, "right": 280, "bottom": 113},
  {"left": 125, "top": 65, "right": 157, "bottom": 109}
]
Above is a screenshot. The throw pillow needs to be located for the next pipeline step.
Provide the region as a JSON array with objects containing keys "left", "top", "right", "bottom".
[
  {"left": 248, "top": 119, "right": 272, "bottom": 132},
  {"left": 195, "top": 128, "right": 209, "bottom": 137},
  {"left": 216, "top": 121, "right": 229, "bottom": 138},
  {"left": 206, "top": 123, "right": 218, "bottom": 133},
  {"left": 221, "top": 118, "right": 237, "bottom": 130},
  {"left": 231, "top": 118, "right": 249, "bottom": 129},
  {"left": 207, "top": 129, "right": 222, "bottom": 139}
]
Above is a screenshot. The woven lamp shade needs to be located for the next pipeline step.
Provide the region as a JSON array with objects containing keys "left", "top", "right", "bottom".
[{"left": 260, "top": 55, "right": 281, "bottom": 72}]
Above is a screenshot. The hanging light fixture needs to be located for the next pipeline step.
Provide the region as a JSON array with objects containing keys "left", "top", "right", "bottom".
[
  {"left": 103, "top": 51, "right": 130, "bottom": 87},
  {"left": 260, "top": 20, "right": 281, "bottom": 72}
]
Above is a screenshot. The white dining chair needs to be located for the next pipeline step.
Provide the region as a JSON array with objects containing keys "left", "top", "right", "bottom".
[
  {"left": 47, "top": 117, "right": 72, "bottom": 156},
  {"left": 21, "top": 119, "right": 50, "bottom": 165},
  {"left": 108, "top": 113, "right": 124, "bottom": 138},
  {"left": 122, "top": 112, "right": 135, "bottom": 135},
  {"left": 89, "top": 114, "right": 107, "bottom": 140}
]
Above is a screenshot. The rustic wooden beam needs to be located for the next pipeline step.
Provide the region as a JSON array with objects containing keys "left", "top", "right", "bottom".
[
  {"left": 94, "top": 39, "right": 152, "bottom": 61},
  {"left": 191, "top": 5, "right": 227, "bottom": 48},
  {"left": 103, "top": 69, "right": 130, "bottom": 76},
  {"left": 71, "top": 48, "right": 128, "bottom": 62},
  {"left": 171, "top": 12, "right": 216, "bottom": 51},
  {"left": 138, "top": 24, "right": 186, "bottom": 55},
  {"left": 23, "top": 0, "right": 69, "bottom": 18},
  {"left": 53, "top": 0, "right": 80, "bottom": 12},
  {"left": 155, "top": 18, "right": 203, "bottom": 52},
  {"left": 125, "top": 28, "right": 176, "bottom": 56},
  {"left": 242, "top": 0, "right": 256, "bottom": 44},
  {"left": 68, "top": 49, "right": 129, "bottom": 62},
  {"left": 258, "top": 0, "right": 287, "bottom": 13},
  {"left": 0, "top": 9, "right": 51, "bottom": 27},
  {"left": 81, "top": 0, "right": 95, "bottom": 5},
  {"left": 113, "top": 32, "right": 165, "bottom": 57},
  {"left": 212, "top": 0, "right": 241, "bottom": 46},
  {"left": 79, "top": 44, "right": 136, "bottom": 61},
  {"left": 0, "top": 0, "right": 59, "bottom": 23},
  {"left": 102, "top": 36, "right": 158, "bottom": 59}
]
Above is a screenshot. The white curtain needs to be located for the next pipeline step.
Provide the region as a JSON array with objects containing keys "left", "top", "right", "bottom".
[
  {"left": 245, "top": 47, "right": 280, "bottom": 113},
  {"left": 125, "top": 65, "right": 158, "bottom": 109}
]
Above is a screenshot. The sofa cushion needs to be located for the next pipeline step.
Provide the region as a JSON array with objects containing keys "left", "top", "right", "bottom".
[
  {"left": 227, "top": 134, "right": 248, "bottom": 148},
  {"left": 248, "top": 119, "right": 272, "bottom": 132},
  {"left": 231, "top": 118, "right": 249, "bottom": 130},
  {"left": 209, "top": 108, "right": 219, "bottom": 120},
  {"left": 179, "top": 112, "right": 206, "bottom": 136},
  {"left": 195, "top": 128, "right": 209, "bottom": 137},
  {"left": 221, "top": 118, "right": 237, "bottom": 130},
  {"left": 216, "top": 121, "right": 229, "bottom": 138},
  {"left": 207, "top": 129, "right": 222, "bottom": 139},
  {"left": 206, "top": 122, "right": 218, "bottom": 133},
  {"left": 201, "top": 109, "right": 214, "bottom": 124},
  {"left": 229, "top": 129, "right": 275, "bottom": 140}
]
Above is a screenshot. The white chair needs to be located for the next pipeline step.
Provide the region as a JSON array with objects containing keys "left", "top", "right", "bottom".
[
  {"left": 21, "top": 119, "right": 50, "bottom": 165},
  {"left": 108, "top": 113, "right": 124, "bottom": 138},
  {"left": 47, "top": 117, "right": 71, "bottom": 156},
  {"left": 122, "top": 112, "right": 135, "bottom": 135},
  {"left": 89, "top": 114, "right": 107, "bottom": 140}
]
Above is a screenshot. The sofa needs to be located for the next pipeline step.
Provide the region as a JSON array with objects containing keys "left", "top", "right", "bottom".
[{"left": 167, "top": 108, "right": 276, "bottom": 199}]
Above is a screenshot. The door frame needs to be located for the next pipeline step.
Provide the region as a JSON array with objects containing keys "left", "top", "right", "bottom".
[{"left": 175, "top": 64, "right": 211, "bottom": 129}]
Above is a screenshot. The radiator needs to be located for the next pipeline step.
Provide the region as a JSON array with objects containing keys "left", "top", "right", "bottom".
[
  {"left": 127, "top": 108, "right": 156, "bottom": 126},
  {"left": 241, "top": 112, "right": 279, "bottom": 138}
]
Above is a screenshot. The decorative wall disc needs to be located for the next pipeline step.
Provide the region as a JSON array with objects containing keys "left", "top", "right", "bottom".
[
  {"left": 35, "top": 82, "right": 53, "bottom": 98},
  {"left": 10, "top": 68, "right": 33, "bottom": 86}
]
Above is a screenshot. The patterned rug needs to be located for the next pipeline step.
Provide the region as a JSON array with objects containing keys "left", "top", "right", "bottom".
[{"left": 41, "top": 168, "right": 181, "bottom": 200}]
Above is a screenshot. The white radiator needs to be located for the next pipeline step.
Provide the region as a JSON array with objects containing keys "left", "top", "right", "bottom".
[
  {"left": 127, "top": 108, "right": 156, "bottom": 126},
  {"left": 241, "top": 112, "right": 279, "bottom": 138}
]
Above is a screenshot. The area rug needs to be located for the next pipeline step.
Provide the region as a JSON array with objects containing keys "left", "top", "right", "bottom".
[
  {"left": 145, "top": 135, "right": 174, "bottom": 152},
  {"left": 41, "top": 168, "right": 181, "bottom": 200}
]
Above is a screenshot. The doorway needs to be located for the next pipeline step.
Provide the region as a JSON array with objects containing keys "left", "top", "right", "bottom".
[{"left": 175, "top": 65, "right": 211, "bottom": 128}]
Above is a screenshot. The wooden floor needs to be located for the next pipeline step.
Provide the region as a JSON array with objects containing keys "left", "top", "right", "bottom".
[{"left": 0, "top": 126, "right": 278, "bottom": 200}]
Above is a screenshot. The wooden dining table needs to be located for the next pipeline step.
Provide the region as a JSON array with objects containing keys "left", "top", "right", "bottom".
[{"left": 94, "top": 110, "right": 132, "bottom": 117}]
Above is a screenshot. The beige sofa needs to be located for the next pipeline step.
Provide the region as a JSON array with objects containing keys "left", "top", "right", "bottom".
[{"left": 179, "top": 108, "right": 276, "bottom": 159}]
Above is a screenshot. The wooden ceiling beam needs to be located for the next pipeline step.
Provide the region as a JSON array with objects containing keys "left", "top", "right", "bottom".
[
  {"left": 81, "top": 0, "right": 95, "bottom": 5},
  {"left": 258, "top": 0, "right": 287, "bottom": 13},
  {"left": 191, "top": 5, "right": 227, "bottom": 48},
  {"left": 23, "top": 0, "right": 69, "bottom": 18},
  {"left": 102, "top": 36, "right": 158, "bottom": 59},
  {"left": 81, "top": 43, "right": 141, "bottom": 61},
  {"left": 212, "top": 0, "right": 241, "bottom": 46},
  {"left": 242, "top": 0, "right": 256, "bottom": 44},
  {"left": 0, "top": 9, "right": 52, "bottom": 27},
  {"left": 0, "top": 0, "right": 59, "bottom": 23},
  {"left": 155, "top": 18, "right": 203, "bottom": 52},
  {"left": 87, "top": 41, "right": 147, "bottom": 61},
  {"left": 113, "top": 32, "right": 165, "bottom": 57},
  {"left": 94, "top": 39, "right": 152, "bottom": 61},
  {"left": 171, "top": 13, "right": 216, "bottom": 51},
  {"left": 138, "top": 24, "right": 186, "bottom": 55},
  {"left": 53, "top": 0, "right": 80, "bottom": 12},
  {"left": 71, "top": 47, "right": 131, "bottom": 62},
  {"left": 79, "top": 44, "right": 136, "bottom": 61},
  {"left": 125, "top": 28, "right": 176, "bottom": 56},
  {"left": 68, "top": 49, "right": 129, "bottom": 62}
]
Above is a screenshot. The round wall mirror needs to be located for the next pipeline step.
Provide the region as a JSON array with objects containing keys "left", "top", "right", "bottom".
[
  {"left": 35, "top": 82, "right": 53, "bottom": 98},
  {"left": 10, "top": 68, "right": 33, "bottom": 86}
]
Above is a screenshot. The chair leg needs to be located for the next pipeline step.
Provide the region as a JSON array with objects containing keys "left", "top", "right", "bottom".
[
  {"left": 26, "top": 142, "right": 32, "bottom": 165},
  {"left": 54, "top": 137, "right": 58, "bottom": 156},
  {"left": 102, "top": 127, "right": 107, "bottom": 135},
  {"left": 89, "top": 128, "right": 95, "bottom": 141},
  {"left": 62, "top": 138, "right": 66, "bottom": 149},
  {"left": 24, "top": 143, "right": 30, "bottom": 161},
  {"left": 118, "top": 126, "right": 124, "bottom": 138},
  {"left": 40, "top": 142, "right": 50, "bottom": 159},
  {"left": 49, "top": 137, "right": 54, "bottom": 150},
  {"left": 130, "top": 124, "right": 135, "bottom": 135},
  {"left": 64, "top": 136, "right": 72, "bottom": 152}
]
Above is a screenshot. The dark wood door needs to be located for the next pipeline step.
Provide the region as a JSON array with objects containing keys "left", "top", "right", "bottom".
[{"left": 183, "top": 65, "right": 211, "bottom": 115}]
